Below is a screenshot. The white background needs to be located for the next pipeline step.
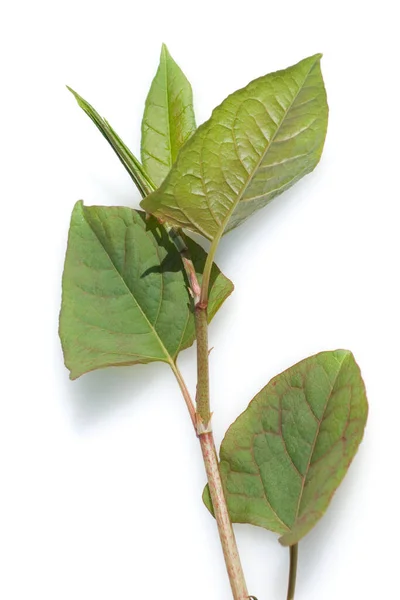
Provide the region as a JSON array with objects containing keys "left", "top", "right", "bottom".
[{"left": 1, "top": 1, "right": 399, "bottom": 599}]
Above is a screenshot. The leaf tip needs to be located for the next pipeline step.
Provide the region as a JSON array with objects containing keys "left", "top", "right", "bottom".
[
  {"left": 66, "top": 85, "right": 86, "bottom": 110},
  {"left": 160, "top": 42, "right": 171, "bottom": 60},
  {"left": 74, "top": 199, "right": 85, "bottom": 211},
  {"left": 66, "top": 85, "right": 78, "bottom": 99},
  {"left": 333, "top": 348, "right": 353, "bottom": 364},
  {"left": 305, "top": 52, "right": 323, "bottom": 64},
  {"left": 297, "top": 53, "right": 323, "bottom": 71}
]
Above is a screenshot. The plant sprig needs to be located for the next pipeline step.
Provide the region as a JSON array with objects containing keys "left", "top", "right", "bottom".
[{"left": 60, "top": 45, "right": 368, "bottom": 600}]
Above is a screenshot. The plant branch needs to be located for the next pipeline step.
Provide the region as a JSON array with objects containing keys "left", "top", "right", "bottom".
[
  {"left": 199, "top": 431, "right": 249, "bottom": 600},
  {"left": 191, "top": 261, "right": 249, "bottom": 600},
  {"left": 93, "top": 114, "right": 250, "bottom": 596},
  {"left": 165, "top": 224, "right": 201, "bottom": 305},
  {"left": 172, "top": 357, "right": 249, "bottom": 600},
  {"left": 287, "top": 544, "right": 298, "bottom": 600},
  {"left": 195, "top": 306, "right": 211, "bottom": 425}
]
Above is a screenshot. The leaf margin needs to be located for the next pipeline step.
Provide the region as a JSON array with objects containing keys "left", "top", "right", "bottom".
[
  {"left": 203, "top": 349, "right": 368, "bottom": 546},
  {"left": 141, "top": 43, "right": 196, "bottom": 187},
  {"left": 59, "top": 200, "right": 233, "bottom": 380},
  {"left": 141, "top": 53, "right": 328, "bottom": 241}
]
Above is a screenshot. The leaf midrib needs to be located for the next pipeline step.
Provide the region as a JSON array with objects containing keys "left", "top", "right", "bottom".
[
  {"left": 162, "top": 46, "right": 174, "bottom": 170},
  {"left": 81, "top": 206, "right": 174, "bottom": 366},
  {"left": 207, "top": 57, "right": 320, "bottom": 244},
  {"left": 291, "top": 353, "right": 349, "bottom": 527}
]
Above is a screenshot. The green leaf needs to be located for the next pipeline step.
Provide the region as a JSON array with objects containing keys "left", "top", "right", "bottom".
[
  {"left": 141, "top": 54, "right": 328, "bottom": 241},
  {"left": 59, "top": 201, "right": 233, "bottom": 379},
  {"left": 141, "top": 44, "right": 196, "bottom": 187},
  {"left": 203, "top": 350, "right": 368, "bottom": 546},
  {"left": 67, "top": 87, "right": 155, "bottom": 197}
]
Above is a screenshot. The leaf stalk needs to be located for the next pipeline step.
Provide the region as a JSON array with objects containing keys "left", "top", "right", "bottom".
[
  {"left": 199, "top": 234, "right": 221, "bottom": 307},
  {"left": 287, "top": 544, "right": 298, "bottom": 600},
  {"left": 170, "top": 362, "right": 196, "bottom": 430}
]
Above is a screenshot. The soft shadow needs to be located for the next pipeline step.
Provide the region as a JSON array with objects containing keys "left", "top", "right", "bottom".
[
  {"left": 232, "top": 436, "right": 366, "bottom": 599},
  {"left": 234, "top": 521, "right": 287, "bottom": 599},
  {"left": 298, "top": 444, "right": 368, "bottom": 588},
  {"left": 90, "top": 177, "right": 142, "bottom": 210},
  {"left": 63, "top": 360, "right": 165, "bottom": 431},
  {"left": 141, "top": 215, "right": 225, "bottom": 297},
  {"left": 216, "top": 166, "right": 327, "bottom": 270}
]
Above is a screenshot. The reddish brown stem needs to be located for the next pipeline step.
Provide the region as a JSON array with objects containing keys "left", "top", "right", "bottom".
[
  {"left": 194, "top": 299, "right": 249, "bottom": 600},
  {"left": 172, "top": 237, "right": 250, "bottom": 600},
  {"left": 200, "top": 431, "right": 249, "bottom": 600}
]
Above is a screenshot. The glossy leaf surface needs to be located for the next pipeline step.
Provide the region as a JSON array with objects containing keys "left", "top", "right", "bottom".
[
  {"left": 141, "top": 44, "right": 196, "bottom": 187},
  {"left": 59, "top": 202, "right": 233, "bottom": 379},
  {"left": 203, "top": 350, "right": 368, "bottom": 545},
  {"left": 142, "top": 54, "right": 328, "bottom": 241}
]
